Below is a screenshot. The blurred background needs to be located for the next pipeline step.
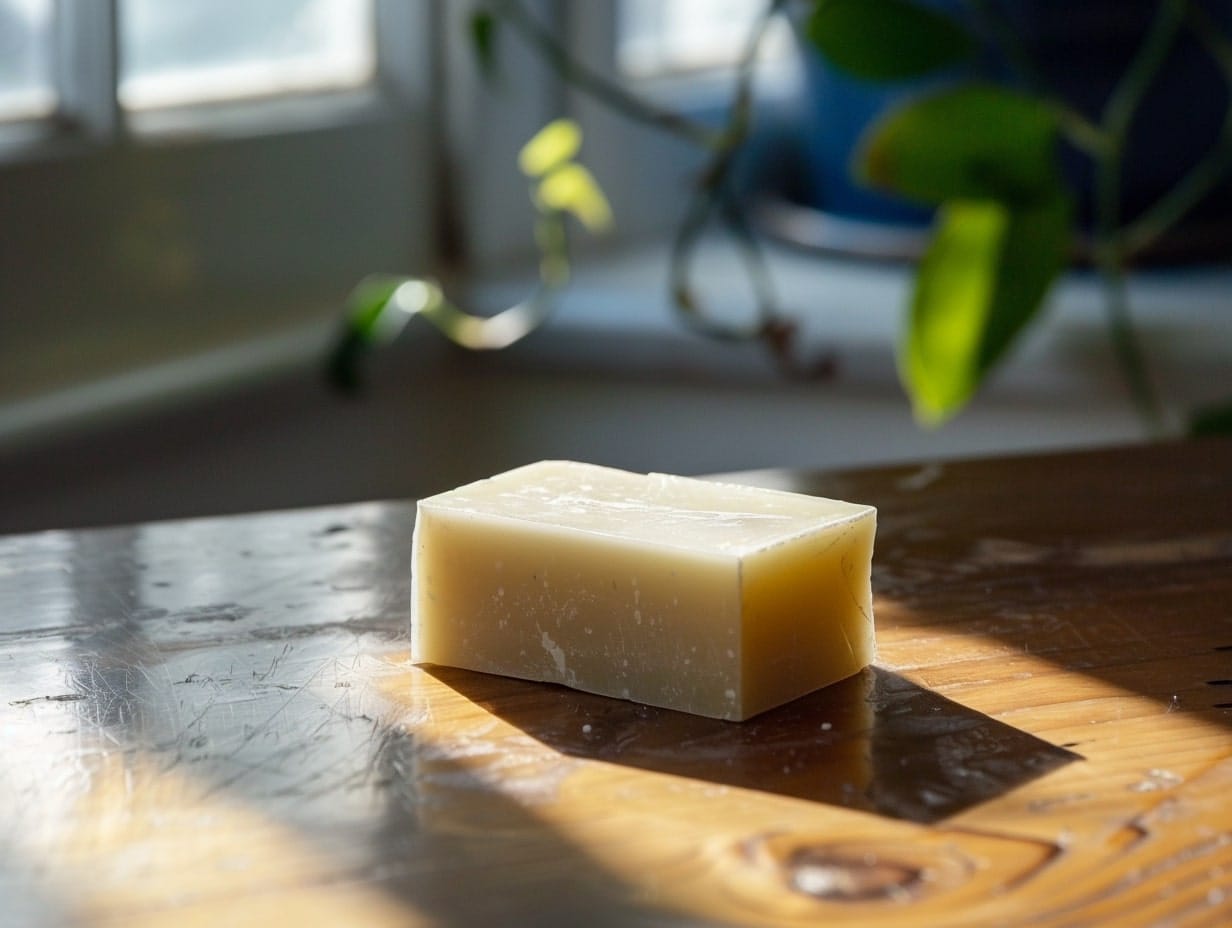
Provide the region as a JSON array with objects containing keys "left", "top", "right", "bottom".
[{"left": 0, "top": 0, "right": 1228, "bottom": 534}]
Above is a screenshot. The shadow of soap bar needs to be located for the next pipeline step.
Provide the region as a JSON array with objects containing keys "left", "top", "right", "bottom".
[{"left": 411, "top": 461, "right": 876, "bottom": 721}]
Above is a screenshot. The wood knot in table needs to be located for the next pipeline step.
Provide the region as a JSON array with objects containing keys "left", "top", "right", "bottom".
[{"left": 727, "top": 832, "right": 974, "bottom": 910}]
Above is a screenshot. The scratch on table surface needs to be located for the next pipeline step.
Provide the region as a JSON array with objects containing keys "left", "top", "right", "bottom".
[
  {"left": 184, "top": 694, "right": 219, "bottom": 732},
  {"left": 308, "top": 685, "right": 364, "bottom": 739},
  {"left": 254, "top": 642, "right": 294, "bottom": 683},
  {"left": 280, "top": 715, "right": 385, "bottom": 799},
  {"left": 7, "top": 693, "right": 85, "bottom": 707},
  {"left": 224, "top": 657, "right": 329, "bottom": 762}
]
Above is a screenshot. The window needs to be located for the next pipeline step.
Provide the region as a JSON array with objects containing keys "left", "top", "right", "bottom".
[
  {"left": 0, "top": 0, "right": 384, "bottom": 125},
  {"left": 119, "top": 0, "right": 376, "bottom": 110},
  {"left": 617, "top": 0, "right": 790, "bottom": 79},
  {"left": 0, "top": 0, "right": 432, "bottom": 408},
  {"left": 0, "top": 0, "right": 795, "bottom": 419},
  {"left": 0, "top": 0, "right": 54, "bottom": 120}
]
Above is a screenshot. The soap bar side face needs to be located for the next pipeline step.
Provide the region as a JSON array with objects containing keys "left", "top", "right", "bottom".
[
  {"left": 412, "top": 505, "right": 744, "bottom": 718},
  {"left": 738, "top": 511, "right": 877, "bottom": 718}
]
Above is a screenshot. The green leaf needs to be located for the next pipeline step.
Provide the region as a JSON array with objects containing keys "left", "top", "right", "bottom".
[
  {"left": 345, "top": 275, "right": 405, "bottom": 342},
  {"left": 469, "top": 10, "right": 499, "bottom": 82},
  {"left": 977, "top": 195, "right": 1071, "bottom": 372},
  {"left": 805, "top": 0, "right": 974, "bottom": 81},
  {"left": 859, "top": 85, "right": 1061, "bottom": 205},
  {"left": 518, "top": 118, "right": 583, "bottom": 177},
  {"left": 1190, "top": 399, "right": 1232, "bottom": 435},
  {"left": 904, "top": 195, "right": 1070, "bottom": 423},
  {"left": 327, "top": 275, "right": 407, "bottom": 393}
]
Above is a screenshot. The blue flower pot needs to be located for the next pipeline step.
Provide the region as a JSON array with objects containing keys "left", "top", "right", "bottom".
[{"left": 791, "top": 0, "right": 1232, "bottom": 255}]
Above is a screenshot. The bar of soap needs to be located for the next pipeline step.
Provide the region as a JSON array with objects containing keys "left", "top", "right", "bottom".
[{"left": 411, "top": 461, "right": 876, "bottom": 721}]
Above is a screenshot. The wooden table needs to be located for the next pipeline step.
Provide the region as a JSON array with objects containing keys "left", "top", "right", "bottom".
[{"left": 2, "top": 440, "right": 1230, "bottom": 926}]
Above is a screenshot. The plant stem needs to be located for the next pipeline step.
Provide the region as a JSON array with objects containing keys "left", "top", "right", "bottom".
[
  {"left": 1092, "top": 0, "right": 1185, "bottom": 436},
  {"left": 962, "top": 0, "right": 1041, "bottom": 89},
  {"left": 1102, "top": 0, "right": 1184, "bottom": 142},
  {"left": 961, "top": 2, "right": 1113, "bottom": 173},
  {"left": 486, "top": 0, "right": 794, "bottom": 357},
  {"left": 1094, "top": 252, "right": 1168, "bottom": 436},
  {"left": 669, "top": 0, "right": 789, "bottom": 348},
  {"left": 1121, "top": 1, "right": 1232, "bottom": 256},
  {"left": 1051, "top": 103, "right": 1110, "bottom": 158},
  {"left": 490, "top": 0, "right": 721, "bottom": 150}
]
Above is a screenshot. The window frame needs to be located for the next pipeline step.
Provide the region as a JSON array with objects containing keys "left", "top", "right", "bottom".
[{"left": 0, "top": 0, "right": 437, "bottom": 408}]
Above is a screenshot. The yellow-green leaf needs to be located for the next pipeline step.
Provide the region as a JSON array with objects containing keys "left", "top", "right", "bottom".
[
  {"left": 977, "top": 194, "right": 1070, "bottom": 372},
  {"left": 345, "top": 275, "right": 406, "bottom": 342},
  {"left": 518, "top": 118, "right": 582, "bottom": 177},
  {"left": 536, "top": 163, "right": 613, "bottom": 232},
  {"left": 905, "top": 200, "right": 1006, "bottom": 420},
  {"left": 904, "top": 195, "right": 1069, "bottom": 423}
]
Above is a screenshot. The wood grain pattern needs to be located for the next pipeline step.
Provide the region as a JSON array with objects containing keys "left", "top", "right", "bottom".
[{"left": 1, "top": 439, "right": 1230, "bottom": 926}]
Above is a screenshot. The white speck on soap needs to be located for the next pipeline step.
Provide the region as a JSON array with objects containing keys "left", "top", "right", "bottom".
[
  {"left": 725, "top": 688, "right": 736, "bottom": 700},
  {"left": 540, "top": 631, "right": 567, "bottom": 675},
  {"left": 820, "top": 722, "right": 832, "bottom": 731},
  {"left": 582, "top": 723, "right": 592, "bottom": 734}
]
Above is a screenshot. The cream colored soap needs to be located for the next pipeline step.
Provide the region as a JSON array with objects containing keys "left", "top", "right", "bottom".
[{"left": 411, "top": 461, "right": 876, "bottom": 721}]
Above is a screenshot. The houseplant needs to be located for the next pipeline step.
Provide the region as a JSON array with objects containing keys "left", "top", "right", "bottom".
[{"left": 333, "top": 0, "right": 1232, "bottom": 435}]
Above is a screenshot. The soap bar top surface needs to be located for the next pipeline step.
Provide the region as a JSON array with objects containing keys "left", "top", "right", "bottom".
[{"left": 420, "top": 461, "right": 873, "bottom": 556}]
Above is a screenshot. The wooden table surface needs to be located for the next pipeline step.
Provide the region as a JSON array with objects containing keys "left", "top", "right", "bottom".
[{"left": 2, "top": 439, "right": 1230, "bottom": 926}]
